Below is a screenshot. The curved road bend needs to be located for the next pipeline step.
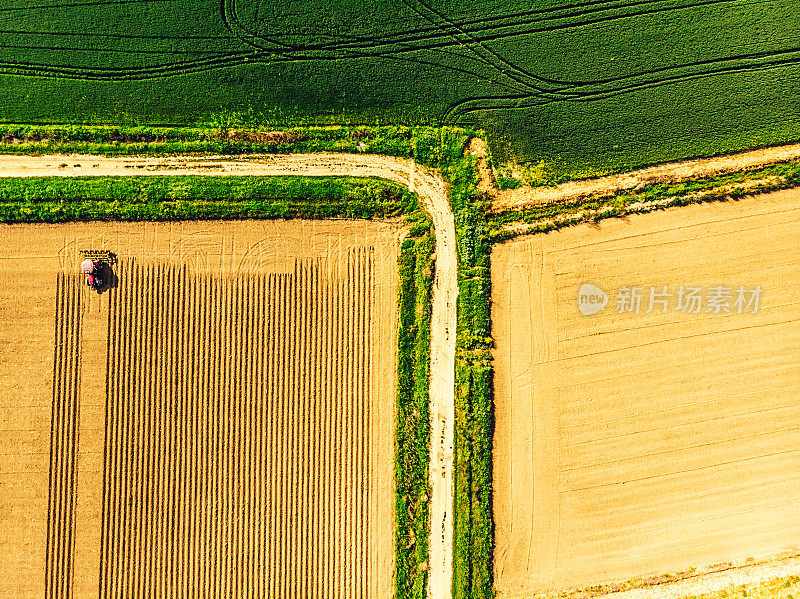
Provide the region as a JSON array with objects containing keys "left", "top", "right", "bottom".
[{"left": 0, "top": 152, "right": 458, "bottom": 599}]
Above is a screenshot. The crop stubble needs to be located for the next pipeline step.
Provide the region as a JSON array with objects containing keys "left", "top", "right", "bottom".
[
  {"left": 491, "top": 188, "right": 800, "bottom": 596},
  {"left": 0, "top": 220, "right": 399, "bottom": 599}
]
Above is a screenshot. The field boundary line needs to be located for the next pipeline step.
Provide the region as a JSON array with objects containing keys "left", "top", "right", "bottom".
[{"left": 516, "top": 552, "right": 800, "bottom": 599}]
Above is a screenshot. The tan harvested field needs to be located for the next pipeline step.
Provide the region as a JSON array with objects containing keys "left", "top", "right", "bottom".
[
  {"left": 492, "top": 188, "right": 800, "bottom": 597},
  {"left": 0, "top": 219, "right": 401, "bottom": 599}
]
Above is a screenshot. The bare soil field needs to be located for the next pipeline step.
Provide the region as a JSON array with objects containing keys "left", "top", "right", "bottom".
[
  {"left": 491, "top": 187, "right": 800, "bottom": 597},
  {"left": 0, "top": 219, "right": 401, "bottom": 599}
]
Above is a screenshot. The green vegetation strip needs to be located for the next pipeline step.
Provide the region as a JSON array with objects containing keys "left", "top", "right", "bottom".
[
  {"left": 396, "top": 227, "right": 435, "bottom": 599},
  {"left": 447, "top": 155, "right": 495, "bottom": 599},
  {"left": 0, "top": 124, "right": 435, "bottom": 158},
  {"left": 0, "top": 175, "right": 418, "bottom": 222}
]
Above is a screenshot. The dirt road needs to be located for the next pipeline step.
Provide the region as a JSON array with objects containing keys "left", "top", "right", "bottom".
[
  {"left": 0, "top": 152, "right": 458, "bottom": 599},
  {"left": 468, "top": 139, "right": 800, "bottom": 212}
]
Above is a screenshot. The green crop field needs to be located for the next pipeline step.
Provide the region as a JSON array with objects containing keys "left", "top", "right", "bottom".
[{"left": 2, "top": 0, "right": 800, "bottom": 178}]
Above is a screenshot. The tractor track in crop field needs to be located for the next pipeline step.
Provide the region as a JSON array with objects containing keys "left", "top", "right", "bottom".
[
  {"left": 0, "top": 152, "right": 458, "bottom": 599},
  {"left": 3, "top": 0, "right": 797, "bottom": 122}
]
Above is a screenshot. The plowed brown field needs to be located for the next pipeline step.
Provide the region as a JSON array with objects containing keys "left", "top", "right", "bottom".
[
  {"left": 0, "top": 219, "right": 400, "bottom": 599},
  {"left": 491, "top": 188, "right": 800, "bottom": 597}
]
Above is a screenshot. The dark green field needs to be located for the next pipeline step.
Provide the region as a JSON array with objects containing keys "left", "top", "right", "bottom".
[{"left": 2, "top": 0, "right": 800, "bottom": 178}]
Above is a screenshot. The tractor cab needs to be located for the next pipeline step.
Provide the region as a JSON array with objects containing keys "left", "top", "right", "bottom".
[
  {"left": 81, "top": 258, "right": 101, "bottom": 289},
  {"left": 79, "top": 250, "right": 117, "bottom": 292}
]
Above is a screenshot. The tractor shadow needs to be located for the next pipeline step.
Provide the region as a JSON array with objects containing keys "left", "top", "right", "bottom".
[{"left": 94, "top": 261, "right": 119, "bottom": 294}]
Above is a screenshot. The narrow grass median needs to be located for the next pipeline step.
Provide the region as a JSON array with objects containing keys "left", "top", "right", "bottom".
[
  {"left": 396, "top": 228, "right": 435, "bottom": 599},
  {"left": 0, "top": 175, "right": 417, "bottom": 222}
]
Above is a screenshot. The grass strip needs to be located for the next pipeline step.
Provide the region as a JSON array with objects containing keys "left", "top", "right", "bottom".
[
  {"left": 0, "top": 175, "right": 418, "bottom": 223},
  {"left": 0, "top": 124, "right": 473, "bottom": 160},
  {"left": 445, "top": 152, "right": 495, "bottom": 599},
  {"left": 396, "top": 226, "right": 435, "bottom": 599},
  {"left": 0, "top": 124, "right": 414, "bottom": 157}
]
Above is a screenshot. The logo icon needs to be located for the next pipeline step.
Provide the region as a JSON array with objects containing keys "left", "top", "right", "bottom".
[{"left": 578, "top": 283, "right": 608, "bottom": 316}]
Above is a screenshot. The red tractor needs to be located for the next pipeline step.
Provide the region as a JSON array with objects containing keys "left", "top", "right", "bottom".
[
  {"left": 81, "top": 258, "right": 104, "bottom": 290},
  {"left": 79, "top": 250, "right": 116, "bottom": 292}
]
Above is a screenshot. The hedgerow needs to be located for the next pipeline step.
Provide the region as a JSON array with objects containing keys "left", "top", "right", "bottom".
[
  {"left": 0, "top": 175, "right": 415, "bottom": 223},
  {"left": 396, "top": 227, "right": 435, "bottom": 599}
]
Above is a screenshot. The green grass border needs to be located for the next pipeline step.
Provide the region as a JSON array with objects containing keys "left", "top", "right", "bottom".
[
  {"left": 0, "top": 123, "right": 468, "bottom": 160},
  {"left": 444, "top": 153, "right": 495, "bottom": 599},
  {"left": 396, "top": 228, "right": 435, "bottom": 599},
  {"left": 0, "top": 124, "right": 414, "bottom": 156},
  {"left": 0, "top": 175, "right": 417, "bottom": 223}
]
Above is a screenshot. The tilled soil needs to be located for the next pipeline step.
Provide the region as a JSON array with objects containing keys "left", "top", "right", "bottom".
[
  {"left": 0, "top": 219, "right": 401, "bottom": 599},
  {"left": 492, "top": 187, "right": 800, "bottom": 597}
]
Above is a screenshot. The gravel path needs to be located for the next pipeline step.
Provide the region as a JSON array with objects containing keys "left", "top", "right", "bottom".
[{"left": 484, "top": 141, "right": 800, "bottom": 211}]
